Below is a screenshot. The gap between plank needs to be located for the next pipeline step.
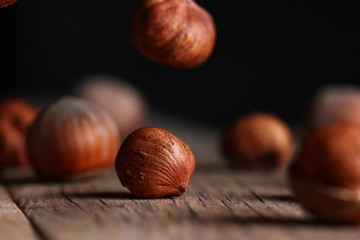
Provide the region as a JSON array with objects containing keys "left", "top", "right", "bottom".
[{"left": 3, "top": 184, "right": 47, "bottom": 240}]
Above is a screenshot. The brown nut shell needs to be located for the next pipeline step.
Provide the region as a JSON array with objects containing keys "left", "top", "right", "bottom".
[
  {"left": 0, "top": 98, "right": 38, "bottom": 167},
  {"left": 115, "top": 127, "right": 195, "bottom": 198},
  {"left": 26, "top": 97, "right": 120, "bottom": 179},
  {"left": 0, "top": 0, "right": 18, "bottom": 8},
  {"left": 295, "top": 124, "right": 360, "bottom": 191},
  {"left": 222, "top": 113, "right": 295, "bottom": 170},
  {"left": 75, "top": 75, "right": 148, "bottom": 140},
  {"left": 289, "top": 166, "right": 360, "bottom": 224},
  {"left": 290, "top": 123, "right": 360, "bottom": 223},
  {"left": 132, "top": 0, "right": 216, "bottom": 68}
]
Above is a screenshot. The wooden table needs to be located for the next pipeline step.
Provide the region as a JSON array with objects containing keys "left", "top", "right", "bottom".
[{"left": 1, "top": 113, "right": 360, "bottom": 240}]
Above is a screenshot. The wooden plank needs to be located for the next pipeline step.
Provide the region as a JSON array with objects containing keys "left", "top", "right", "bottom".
[
  {"left": 2, "top": 166, "right": 360, "bottom": 240},
  {"left": 235, "top": 170, "right": 360, "bottom": 240},
  {"left": 0, "top": 181, "right": 39, "bottom": 240},
  {"left": 1, "top": 114, "right": 360, "bottom": 240}
]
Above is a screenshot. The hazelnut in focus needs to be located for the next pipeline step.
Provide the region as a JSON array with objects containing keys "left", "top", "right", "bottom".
[
  {"left": 26, "top": 97, "right": 120, "bottom": 179},
  {"left": 222, "top": 113, "right": 295, "bottom": 170},
  {"left": 306, "top": 86, "right": 360, "bottom": 131},
  {"left": 289, "top": 124, "right": 360, "bottom": 224},
  {"left": 132, "top": 0, "right": 216, "bottom": 68},
  {"left": 0, "top": 98, "right": 38, "bottom": 167},
  {"left": 115, "top": 127, "right": 195, "bottom": 198},
  {"left": 75, "top": 75, "right": 148, "bottom": 140},
  {"left": 0, "top": 0, "right": 18, "bottom": 8}
]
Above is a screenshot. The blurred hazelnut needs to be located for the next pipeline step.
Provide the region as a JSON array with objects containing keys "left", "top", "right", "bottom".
[
  {"left": 75, "top": 75, "right": 148, "bottom": 140},
  {"left": 26, "top": 97, "right": 120, "bottom": 179},
  {"left": 0, "top": 0, "right": 18, "bottom": 8},
  {"left": 306, "top": 86, "right": 360, "bottom": 130},
  {"left": 289, "top": 123, "right": 360, "bottom": 223},
  {"left": 0, "top": 98, "right": 38, "bottom": 167},
  {"left": 132, "top": 0, "right": 216, "bottom": 68},
  {"left": 222, "top": 113, "right": 295, "bottom": 170},
  {"left": 115, "top": 127, "right": 195, "bottom": 198}
]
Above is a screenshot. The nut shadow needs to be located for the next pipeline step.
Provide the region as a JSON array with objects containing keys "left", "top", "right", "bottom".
[
  {"left": 65, "top": 191, "right": 135, "bottom": 200},
  {"left": 66, "top": 191, "right": 179, "bottom": 200},
  {"left": 1, "top": 171, "right": 113, "bottom": 185},
  {"left": 255, "top": 194, "right": 295, "bottom": 202}
]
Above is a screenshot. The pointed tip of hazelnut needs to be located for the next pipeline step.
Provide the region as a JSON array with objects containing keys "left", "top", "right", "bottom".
[
  {"left": 179, "top": 182, "right": 188, "bottom": 193},
  {"left": 173, "top": 184, "right": 187, "bottom": 197}
]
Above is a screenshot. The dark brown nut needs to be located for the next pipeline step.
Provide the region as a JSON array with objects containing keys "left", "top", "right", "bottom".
[
  {"left": 222, "top": 113, "right": 295, "bottom": 170},
  {"left": 132, "top": 0, "right": 216, "bottom": 68},
  {"left": 289, "top": 123, "right": 360, "bottom": 224},
  {"left": 115, "top": 127, "right": 195, "bottom": 198},
  {"left": 0, "top": 98, "right": 38, "bottom": 167},
  {"left": 26, "top": 97, "right": 120, "bottom": 179}
]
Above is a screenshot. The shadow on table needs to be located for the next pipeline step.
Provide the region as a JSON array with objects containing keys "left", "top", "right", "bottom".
[
  {"left": 67, "top": 191, "right": 135, "bottom": 199},
  {"left": 198, "top": 216, "right": 355, "bottom": 228},
  {"left": 67, "top": 191, "right": 181, "bottom": 200},
  {"left": 251, "top": 194, "right": 295, "bottom": 202},
  {"left": 0, "top": 168, "right": 114, "bottom": 185}
]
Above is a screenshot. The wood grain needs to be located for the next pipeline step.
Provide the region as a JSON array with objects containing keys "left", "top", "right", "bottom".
[
  {"left": 1, "top": 114, "right": 360, "bottom": 239},
  {"left": 1, "top": 166, "right": 360, "bottom": 240},
  {"left": 0, "top": 180, "right": 39, "bottom": 240}
]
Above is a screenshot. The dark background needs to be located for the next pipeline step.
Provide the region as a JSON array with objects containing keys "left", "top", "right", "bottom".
[{"left": 1, "top": 0, "right": 359, "bottom": 126}]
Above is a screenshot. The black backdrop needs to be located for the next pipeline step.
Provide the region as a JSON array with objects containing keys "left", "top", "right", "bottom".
[{"left": 1, "top": 0, "right": 359, "bottom": 125}]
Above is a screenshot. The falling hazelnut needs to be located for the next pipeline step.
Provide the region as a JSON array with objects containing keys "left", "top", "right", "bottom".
[
  {"left": 0, "top": 98, "right": 38, "bottom": 167},
  {"left": 132, "top": 0, "right": 216, "bottom": 68},
  {"left": 0, "top": 0, "right": 18, "bottom": 8},
  {"left": 74, "top": 75, "right": 148, "bottom": 140},
  {"left": 222, "top": 113, "right": 295, "bottom": 170},
  {"left": 115, "top": 127, "right": 195, "bottom": 198},
  {"left": 289, "top": 123, "right": 360, "bottom": 223},
  {"left": 26, "top": 97, "right": 120, "bottom": 179},
  {"left": 306, "top": 86, "right": 360, "bottom": 131}
]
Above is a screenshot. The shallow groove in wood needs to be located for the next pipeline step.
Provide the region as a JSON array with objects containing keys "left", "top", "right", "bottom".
[
  {"left": 2, "top": 164, "right": 360, "bottom": 239},
  {"left": 0, "top": 182, "right": 41, "bottom": 240}
]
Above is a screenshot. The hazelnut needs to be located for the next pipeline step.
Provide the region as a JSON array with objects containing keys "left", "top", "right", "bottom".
[
  {"left": 26, "top": 97, "right": 120, "bottom": 179},
  {"left": 132, "top": 0, "right": 216, "bottom": 68},
  {"left": 222, "top": 113, "right": 295, "bottom": 170},
  {"left": 306, "top": 86, "right": 360, "bottom": 130},
  {"left": 0, "top": 0, "right": 17, "bottom": 8},
  {"left": 289, "top": 123, "right": 360, "bottom": 223},
  {"left": 74, "top": 75, "right": 148, "bottom": 140},
  {"left": 0, "top": 98, "right": 38, "bottom": 167},
  {"left": 115, "top": 127, "right": 195, "bottom": 198}
]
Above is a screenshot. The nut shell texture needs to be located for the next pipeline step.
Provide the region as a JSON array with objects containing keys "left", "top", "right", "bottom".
[
  {"left": 0, "top": 0, "right": 18, "bottom": 8},
  {"left": 115, "top": 127, "right": 195, "bottom": 198},
  {"left": 0, "top": 98, "right": 38, "bottom": 167},
  {"left": 26, "top": 97, "right": 120, "bottom": 179},
  {"left": 222, "top": 113, "right": 294, "bottom": 169},
  {"left": 132, "top": 0, "right": 216, "bottom": 68}
]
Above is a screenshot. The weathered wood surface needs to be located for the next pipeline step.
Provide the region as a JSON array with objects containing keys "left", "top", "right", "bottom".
[
  {"left": 1, "top": 113, "right": 360, "bottom": 240},
  {"left": 0, "top": 182, "right": 38, "bottom": 240}
]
